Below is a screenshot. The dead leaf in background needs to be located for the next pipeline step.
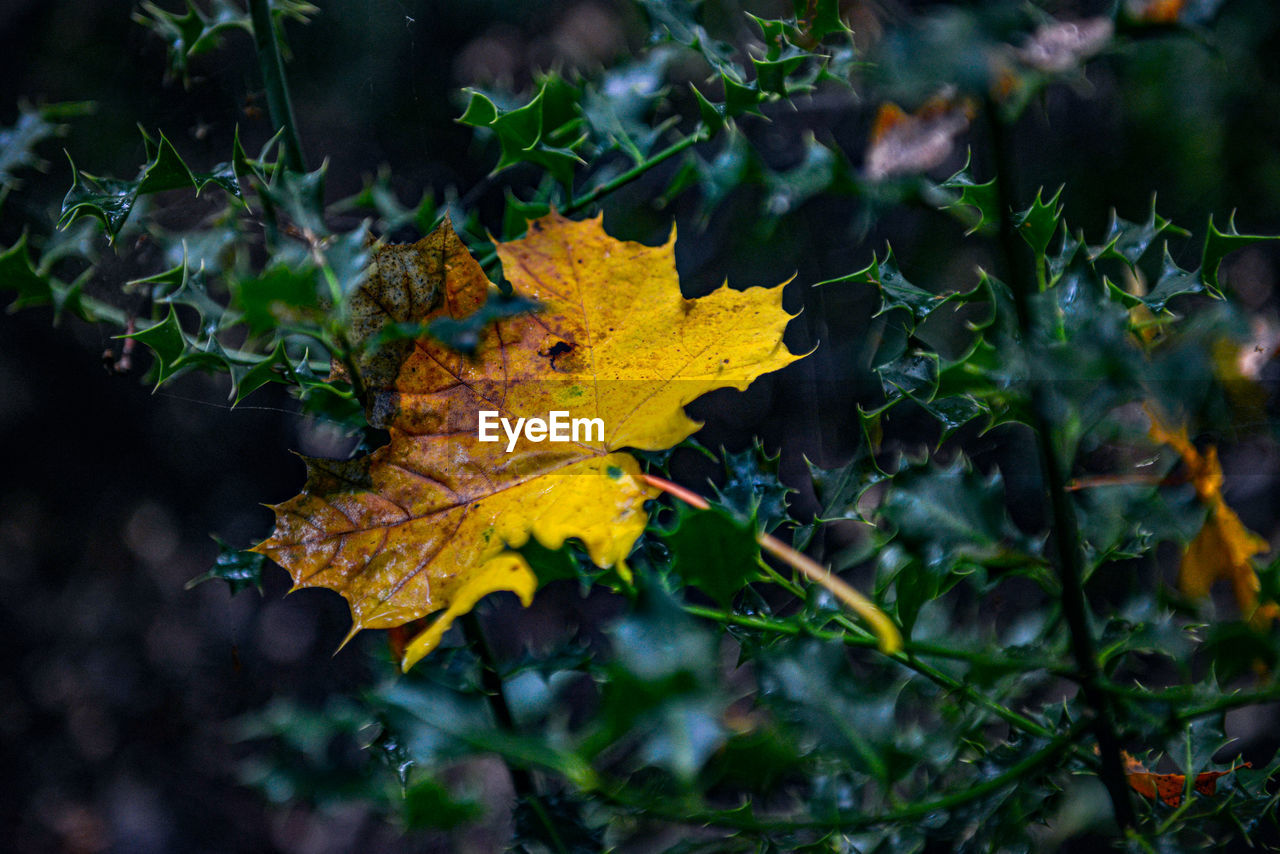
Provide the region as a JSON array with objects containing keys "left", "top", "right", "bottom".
[{"left": 865, "top": 93, "right": 973, "bottom": 181}]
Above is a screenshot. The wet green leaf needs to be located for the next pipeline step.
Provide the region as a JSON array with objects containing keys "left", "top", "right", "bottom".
[
  {"left": 186, "top": 535, "right": 266, "bottom": 595},
  {"left": 59, "top": 131, "right": 241, "bottom": 240}
]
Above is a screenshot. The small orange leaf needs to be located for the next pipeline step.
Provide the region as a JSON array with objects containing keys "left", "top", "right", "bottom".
[
  {"left": 1118, "top": 750, "right": 1251, "bottom": 807},
  {"left": 1131, "top": 0, "right": 1185, "bottom": 24}
]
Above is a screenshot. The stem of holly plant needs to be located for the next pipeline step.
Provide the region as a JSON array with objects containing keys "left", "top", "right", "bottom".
[
  {"left": 459, "top": 613, "right": 569, "bottom": 854},
  {"left": 985, "top": 102, "right": 1135, "bottom": 830},
  {"left": 249, "top": 0, "right": 307, "bottom": 173},
  {"left": 561, "top": 130, "right": 707, "bottom": 216}
]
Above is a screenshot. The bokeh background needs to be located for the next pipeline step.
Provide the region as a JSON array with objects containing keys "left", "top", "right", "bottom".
[{"left": 3, "top": 1, "right": 1280, "bottom": 851}]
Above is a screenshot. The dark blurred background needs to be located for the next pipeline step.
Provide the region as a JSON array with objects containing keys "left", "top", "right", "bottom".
[{"left": 4, "top": 1, "right": 1280, "bottom": 851}]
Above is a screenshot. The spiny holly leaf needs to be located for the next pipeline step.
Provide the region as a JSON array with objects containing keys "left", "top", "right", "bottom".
[
  {"left": 578, "top": 52, "right": 672, "bottom": 164},
  {"left": 459, "top": 84, "right": 585, "bottom": 189},
  {"left": 59, "top": 131, "right": 241, "bottom": 240},
  {"left": 254, "top": 214, "right": 803, "bottom": 670},
  {"left": 0, "top": 233, "right": 94, "bottom": 323},
  {"left": 186, "top": 536, "right": 266, "bottom": 595},
  {"left": 1087, "top": 200, "right": 1187, "bottom": 270},
  {"left": 135, "top": 0, "right": 317, "bottom": 81},
  {"left": 878, "top": 459, "right": 1043, "bottom": 575},
  {"left": 805, "top": 448, "right": 890, "bottom": 528},
  {"left": 1201, "top": 213, "right": 1280, "bottom": 292},
  {"left": 333, "top": 165, "right": 436, "bottom": 236},
  {"left": 819, "top": 246, "right": 985, "bottom": 341},
  {"left": 600, "top": 582, "right": 728, "bottom": 783},
  {"left": 233, "top": 340, "right": 294, "bottom": 404},
  {"left": 1014, "top": 187, "right": 1064, "bottom": 260},
  {"left": 662, "top": 505, "right": 762, "bottom": 607},
  {"left": 233, "top": 263, "right": 323, "bottom": 336},
  {"left": 660, "top": 129, "right": 763, "bottom": 223},
  {"left": 712, "top": 440, "right": 793, "bottom": 532},
  {"left": 131, "top": 252, "right": 228, "bottom": 328},
  {"left": 794, "top": 0, "right": 847, "bottom": 41},
  {"left": 638, "top": 0, "right": 740, "bottom": 81},
  {"left": 124, "top": 306, "right": 188, "bottom": 385},
  {"left": 876, "top": 351, "right": 939, "bottom": 404},
  {"left": 257, "top": 161, "right": 328, "bottom": 235},
  {"left": 1141, "top": 245, "right": 1206, "bottom": 313},
  {"left": 940, "top": 155, "right": 999, "bottom": 235}
]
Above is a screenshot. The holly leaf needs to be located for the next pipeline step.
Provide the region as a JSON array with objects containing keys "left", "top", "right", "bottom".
[
  {"left": 135, "top": 0, "right": 317, "bottom": 81},
  {"left": 0, "top": 234, "right": 55, "bottom": 311},
  {"left": 662, "top": 505, "right": 762, "bottom": 607},
  {"left": 1014, "top": 187, "right": 1064, "bottom": 260},
  {"left": 459, "top": 84, "right": 585, "bottom": 189},
  {"left": 59, "top": 131, "right": 241, "bottom": 240},
  {"left": 878, "top": 459, "right": 1043, "bottom": 576},
  {"left": 186, "top": 536, "right": 266, "bottom": 595},
  {"left": 1087, "top": 201, "right": 1186, "bottom": 271},
  {"left": 0, "top": 101, "right": 91, "bottom": 191},
  {"left": 253, "top": 214, "right": 803, "bottom": 670},
  {"left": 1141, "top": 246, "right": 1205, "bottom": 313},
  {"left": 1201, "top": 213, "right": 1280, "bottom": 293},
  {"left": 940, "top": 154, "right": 999, "bottom": 235}
]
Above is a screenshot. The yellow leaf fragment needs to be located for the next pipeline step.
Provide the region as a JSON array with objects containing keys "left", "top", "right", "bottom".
[
  {"left": 1148, "top": 408, "right": 1271, "bottom": 624},
  {"left": 254, "top": 214, "right": 804, "bottom": 668}
]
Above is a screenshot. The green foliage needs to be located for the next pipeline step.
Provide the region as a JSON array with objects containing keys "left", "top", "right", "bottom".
[
  {"left": 8, "top": 0, "right": 1280, "bottom": 850},
  {"left": 0, "top": 101, "right": 92, "bottom": 192},
  {"left": 134, "top": 0, "right": 317, "bottom": 82},
  {"left": 662, "top": 505, "right": 761, "bottom": 607},
  {"left": 185, "top": 536, "right": 265, "bottom": 595},
  {"left": 60, "top": 130, "right": 242, "bottom": 239}
]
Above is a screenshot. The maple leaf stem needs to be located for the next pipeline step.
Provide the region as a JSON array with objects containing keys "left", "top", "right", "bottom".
[
  {"left": 639, "top": 473, "right": 902, "bottom": 653},
  {"left": 985, "top": 100, "right": 1137, "bottom": 830},
  {"left": 248, "top": 0, "right": 307, "bottom": 174}
]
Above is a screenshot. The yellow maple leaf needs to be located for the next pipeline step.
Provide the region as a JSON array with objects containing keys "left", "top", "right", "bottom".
[
  {"left": 1148, "top": 408, "right": 1271, "bottom": 625},
  {"left": 254, "top": 213, "right": 804, "bottom": 670}
]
